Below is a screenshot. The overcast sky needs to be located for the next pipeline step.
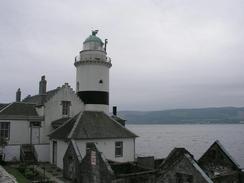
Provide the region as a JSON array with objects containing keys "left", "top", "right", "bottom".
[{"left": 0, "top": 0, "right": 244, "bottom": 111}]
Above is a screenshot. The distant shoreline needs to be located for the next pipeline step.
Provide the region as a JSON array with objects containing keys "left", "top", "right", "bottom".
[
  {"left": 118, "top": 106, "right": 244, "bottom": 125},
  {"left": 127, "top": 122, "right": 244, "bottom": 125}
]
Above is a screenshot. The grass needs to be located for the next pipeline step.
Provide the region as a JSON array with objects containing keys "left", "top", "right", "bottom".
[{"left": 4, "top": 165, "right": 30, "bottom": 183}]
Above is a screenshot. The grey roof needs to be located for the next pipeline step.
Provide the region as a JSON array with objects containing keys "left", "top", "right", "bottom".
[
  {"left": 22, "top": 88, "right": 60, "bottom": 105},
  {"left": 51, "top": 117, "right": 71, "bottom": 129},
  {"left": 67, "top": 140, "right": 83, "bottom": 162},
  {"left": 0, "top": 102, "right": 41, "bottom": 120},
  {"left": 159, "top": 148, "right": 192, "bottom": 171},
  {"left": 49, "top": 114, "right": 79, "bottom": 139},
  {"left": 49, "top": 111, "right": 138, "bottom": 140},
  {"left": 0, "top": 103, "right": 9, "bottom": 111},
  {"left": 199, "top": 140, "right": 240, "bottom": 169},
  {"left": 160, "top": 148, "right": 213, "bottom": 183}
]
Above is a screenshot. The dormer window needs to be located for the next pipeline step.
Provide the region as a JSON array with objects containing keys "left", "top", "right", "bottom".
[{"left": 62, "top": 101, "right": 71, "bottom": 116}]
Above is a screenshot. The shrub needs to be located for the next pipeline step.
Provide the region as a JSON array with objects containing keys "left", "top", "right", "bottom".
[{"left": 18, "top": 163, "right": 26, "bottom": 174}]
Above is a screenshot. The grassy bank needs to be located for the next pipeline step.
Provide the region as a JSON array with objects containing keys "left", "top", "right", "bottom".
[{"left": 4, "top": 165, "right": 30, "bottom": 183}]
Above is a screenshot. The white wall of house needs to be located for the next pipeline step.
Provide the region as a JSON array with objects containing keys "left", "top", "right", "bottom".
[
  {"left": 0, "top": 120, "right": 30, "bottom": 145},
  {"left": 49, "top": 139, "right": 68, "bottom": 169},
  {"left": 43, "top": 85, "right": 84, "bottom": 143},
  {"left": 34, "top": 144, "right": 50, "bottom": 162},
  {"left": 51, "top": 137, "right": 135, "bottom": 169},
  {"left": 76, "top": 138, "right": 135, "bottom": 162}
]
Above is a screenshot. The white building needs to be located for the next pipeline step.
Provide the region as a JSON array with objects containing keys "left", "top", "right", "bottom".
[{"left": 0, "top": 30, "right": 137, "bottom": 169}]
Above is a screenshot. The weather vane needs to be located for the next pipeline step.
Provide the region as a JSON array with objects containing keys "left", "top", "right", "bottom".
[{"left": 92, "top": 30, "right": 98, "bottom": 36}]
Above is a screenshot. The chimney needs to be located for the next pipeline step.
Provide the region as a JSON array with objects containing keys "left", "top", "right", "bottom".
[
  {"left": 39, "top": 75, "right": 47, "bottom": 95},
  {"left": 113, "top": 106, "right": 117, "bottom": 116},
  {"left": 16, "top": 88, "right": 21, "bottom": 102}
]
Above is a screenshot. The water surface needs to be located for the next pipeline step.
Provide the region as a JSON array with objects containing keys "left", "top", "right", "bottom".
[{"left": 127, "top": 124, "right": 244, "bottom": 168}]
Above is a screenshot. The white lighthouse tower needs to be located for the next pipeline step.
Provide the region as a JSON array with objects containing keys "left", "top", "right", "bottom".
[{"left": 74, "top": 30, "right": 112, "bottom": 113}]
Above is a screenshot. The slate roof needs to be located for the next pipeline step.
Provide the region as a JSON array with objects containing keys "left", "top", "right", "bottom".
[
  {"left": 51, "top": 117, "right": 71, "bottom": 129},
  {"left": 22, "top": 88, "right": 60, "bottom": 105},
  {"left": 0, "top": 103, "right": 9, "bottom": 111},
  {"left": 49, "top": 114, "right": 79, "bottom": 139},
  {"left": 0, "top": 102, "right": 40, "bottom": 120},
  {"left": 0, "top": 102, "right": 38, "bottom": 116},
  {"left": 49, "top": 111, "right": 138, "bottom": 140},
  {"left": 159, "top": 148, "right": 192, "bottom": 171},
  {"left": 159, "top": 148, "right": 213, "bottom": 183},
  {"left": 198, "top": 140, "right": 240, "bottom": 169}
]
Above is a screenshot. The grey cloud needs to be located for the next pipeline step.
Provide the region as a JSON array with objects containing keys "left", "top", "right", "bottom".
[{"left": 0, "top": 0, "right": 244, "bottom": 110}]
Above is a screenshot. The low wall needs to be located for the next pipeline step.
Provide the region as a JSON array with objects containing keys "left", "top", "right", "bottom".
[
  {"left": 3, "top": 144, "right": 50, "bottom": 162},
  {"left": 34, "top": 144, "right": 50, "bottom": 162},
  {"left": 4, "top": 145, "right": 20, "bottom": 162}
]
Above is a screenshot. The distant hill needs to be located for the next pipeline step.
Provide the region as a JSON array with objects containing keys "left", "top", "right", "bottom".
[{"left": 118, "top": 107, "right": 244, "bottom": 124}]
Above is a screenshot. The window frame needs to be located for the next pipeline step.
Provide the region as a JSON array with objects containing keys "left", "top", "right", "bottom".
[
  {"left": 61, "top": 101, "right": 71, "bottom": 116},
  {"left": 0, "top": 122, "right": 10, "bottom": 140},
  {"left": 115, "top": 141, "right": 123, "bottom": 157}
]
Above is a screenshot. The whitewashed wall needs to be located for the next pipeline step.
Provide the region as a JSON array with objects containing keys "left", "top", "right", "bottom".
[
  {"left": 43, "top": 85, "right": 84, "bottom": 143},
  {"left": 76, "top": 64, "right": 109, "bottom": 92},
  {"left": 4, "top": 145, "right": 20, "bottom": 161},
  {"left": 34, "top": 144, "right": 49, "bottom": 162},
  {"left": 75, "top": 138, "right": 135, "bottom": 162},
  {"left": 51, "top": 138, "right": 135, "bottom": 170},
  {"left": 0, "top": 120, "right": 30, "bottom": 145},
  {"left": 49, "top": 140, "right": 68, "bottom": 169}
]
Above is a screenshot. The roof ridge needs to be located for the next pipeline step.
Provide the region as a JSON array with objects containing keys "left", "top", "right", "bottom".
[
  {"left": 0, "top": 103, "right": 12, "bottom": 113},
  {"left": 68, "top": 112, "right": 83, "bottom": 139},
  {"left": 0, "top": 103, "right": 13, "bottom": 114},
  {"left": 71, "top": 140, "right": 82, "bottom": 162},
  {"left": 198, "top": 140, "right": 240, "bottom": 169},
  {"left": 48, "top": 113, "right": 80, "bottom": 136},
  {"left": 214, "top": 140, "right": 240, "bottom": 168},
  {"left": 184, "top": 154, "right": 213, "bottom": 183}
]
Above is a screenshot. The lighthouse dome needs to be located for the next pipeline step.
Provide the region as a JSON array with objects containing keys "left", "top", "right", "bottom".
[{"left": 83, "top": 30, "right": 104, "bottom": 51}]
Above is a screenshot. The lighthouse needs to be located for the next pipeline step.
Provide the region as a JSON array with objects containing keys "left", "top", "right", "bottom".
[{"left": 74, "top": 30, "right": 112, "bottom": 113}]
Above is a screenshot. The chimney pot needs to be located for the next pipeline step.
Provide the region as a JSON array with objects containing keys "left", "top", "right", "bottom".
[
  {"left": 16, "top": 88, "right": 21, "bottom": 102},
  {"left": 39, "top": 75, "right": 47, "bottom": 95},
  {"left": 113, "top": 106, "right": 117, "bottom": 116}
]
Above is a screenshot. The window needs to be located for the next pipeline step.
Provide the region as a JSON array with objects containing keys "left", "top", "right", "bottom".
[
  {"left": 61, "top": 101, "right": 71, "bottom": 116},
  {"left": 115, "top": 141, "right": 123, "bottom": 157},
  {"left": 0, "top": 122, "right": 10, "bottom": 139}
]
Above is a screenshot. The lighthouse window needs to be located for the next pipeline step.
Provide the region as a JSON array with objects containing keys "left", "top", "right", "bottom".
[
  {"left": 61, "top": 101, "right": 71, "bottom": 116},
  {"left": 115, "top": 141, "right": 123, "bottom": 157},
  {"left": 99, "top": 80, "right": 103, "bottom": 84}
]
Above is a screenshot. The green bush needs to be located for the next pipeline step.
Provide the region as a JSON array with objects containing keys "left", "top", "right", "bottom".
[{"left": 18, "top": 163, "right": 26, "bottom": 174}]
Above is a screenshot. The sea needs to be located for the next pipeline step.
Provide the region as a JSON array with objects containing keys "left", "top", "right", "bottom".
[{"left": 127, "top": 124, "right": 244, "bottom": 169}]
